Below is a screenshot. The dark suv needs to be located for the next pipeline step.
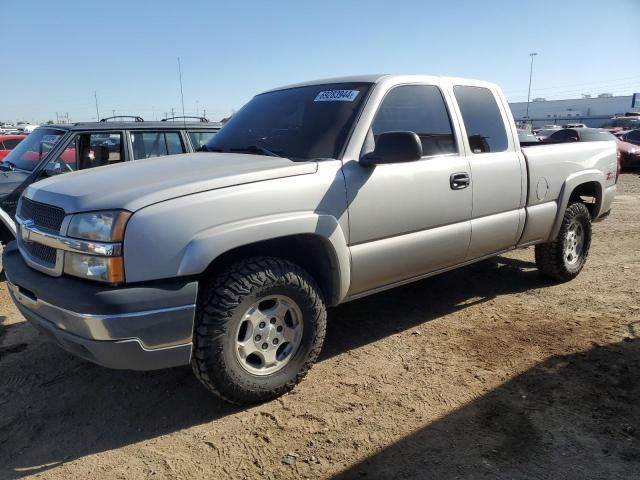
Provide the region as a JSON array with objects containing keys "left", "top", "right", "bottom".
[{"left": 0, "top": 118, "right": 221, "bottom": 271}]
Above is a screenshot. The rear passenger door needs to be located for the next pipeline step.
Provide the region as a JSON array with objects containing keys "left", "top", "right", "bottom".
[
  {"left": 345, "top": 84, "right": 473, "bottom": 295},
  {"left": 130, "top": 131, "right": 186, "bottom": 160},
  {"left": 452, "top": 85, "right": 525, "bottom": 259}
]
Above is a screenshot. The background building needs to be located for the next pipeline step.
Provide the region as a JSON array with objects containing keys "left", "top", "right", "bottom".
[{"left": 509, "top": 94, "right": 639, "bottom": 128}]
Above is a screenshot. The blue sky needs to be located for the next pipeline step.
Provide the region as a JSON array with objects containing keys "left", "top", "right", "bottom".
[{"left": 2, "top": 0, "right": 639, "bottom": 123}]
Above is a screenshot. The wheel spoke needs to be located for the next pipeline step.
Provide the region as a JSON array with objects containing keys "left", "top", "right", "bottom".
[
  {"left": 261, "top": 348, "right": 278, "bottom": 368},
  {"left": 264, "top": 298, "right": 290, "bottom": 320},
  {"left": 281, "top": 325, "right": 299, "bottom": 344},
  {"left": 246, "top": 308, "right": 268, "bottom": 329},
  {"left": 237, "top": 339, "right": 260, "bottom": 360}
]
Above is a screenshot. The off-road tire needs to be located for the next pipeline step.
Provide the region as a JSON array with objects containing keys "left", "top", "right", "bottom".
[
  {"left": 535, "top": 202, "right": 592, "bottom": 282},
  {"left": 192, "top": 256, "right": 327, "bottom": 405}
]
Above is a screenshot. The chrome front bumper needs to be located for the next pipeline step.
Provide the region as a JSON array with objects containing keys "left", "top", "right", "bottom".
[
  {"left": 4, "top": 243, "right": 197, "bottom": 371},
  {"left": 8, "top": 280, "right": 194, "bottom": 370}
]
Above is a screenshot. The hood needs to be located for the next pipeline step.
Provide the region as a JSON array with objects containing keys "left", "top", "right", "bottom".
[
  {"left": 0, "top": 169, "right": 29, "bottom": 197},
  {"left": 24, "top": 153, "right": 318, "bottom": 213}
]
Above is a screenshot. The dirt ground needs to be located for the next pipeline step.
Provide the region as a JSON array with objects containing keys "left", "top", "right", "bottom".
[{"left": 1, "top": 174, "right": 639, "bottom": 480}]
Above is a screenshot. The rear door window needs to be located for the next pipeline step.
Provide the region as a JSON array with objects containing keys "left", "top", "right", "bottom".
[
  {"left": 131, "top": 132, "right": 185, "bottom": 159},
  {"left": 188, "top": 131, "right": 218, "bottom": 150},
  {"left": 453, "top": 86, "right": 508, "bottom": 153},
  {"left": 84, "top": 132, "right": 123, "bottom": 168}
]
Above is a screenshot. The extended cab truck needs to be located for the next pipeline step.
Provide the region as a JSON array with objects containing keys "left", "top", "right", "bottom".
[
  {"left": 4, "top": 75, "right": 617, "bottom": 405},
  {"left": 0, "top": 120, "right": 221, "bottom": 272}
]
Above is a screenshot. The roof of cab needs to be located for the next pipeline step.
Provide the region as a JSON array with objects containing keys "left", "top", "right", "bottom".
[{"left": 263, "top": 74, "right": 499, "bottom": 94}]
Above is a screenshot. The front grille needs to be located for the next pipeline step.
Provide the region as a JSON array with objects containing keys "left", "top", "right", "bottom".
[
  {"left": 23, "top": 241, "right": 57, "bottom": 267},
  {"left": 19, "top": 197, "right": 66, "bottom": 232}
]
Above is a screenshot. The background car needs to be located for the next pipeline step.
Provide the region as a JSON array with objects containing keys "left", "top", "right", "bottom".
[
  {"left": 517, "top": 130, "right": 539, "bottom": 143},
  {"left": 0, "top": 134, "right": 26, "bottom": 160},
  {"left": 534, "top": 127, "right": 562, "bottom": 141},
  {"left": 564, "top": 123, "right": 587, "bottom": 129},
  {"left": 601, "top": 116, "right": 640, "bottom": 132},
  {"left": 546, "top": 128, "right": 639, "bottom": 170},
  {"left": 616, "top": 129, "right": 640, "bottom": 147}
]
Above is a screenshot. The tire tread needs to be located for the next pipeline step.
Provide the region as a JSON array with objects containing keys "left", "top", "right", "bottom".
[{"left": 191, "top": 256, "right": 326, "bottom": 405}]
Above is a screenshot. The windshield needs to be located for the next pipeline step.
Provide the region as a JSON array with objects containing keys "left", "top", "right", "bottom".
[
  {"left": 206, "top": 82, "right": 372, "bottom": 160},
  {"left": 2, "top": 128, "right": 67, "bottom": 171}
]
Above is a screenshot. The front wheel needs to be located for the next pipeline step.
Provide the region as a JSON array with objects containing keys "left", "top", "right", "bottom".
[
  {"left": 535, "top": 202, "right": 592, "bottom": 282},
  {"left": 192, "top": 256, "right": 327, "bottom": 405}
]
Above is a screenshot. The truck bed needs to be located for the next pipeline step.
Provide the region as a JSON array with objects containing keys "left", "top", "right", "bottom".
[{"left": 521, "top": 141, "right": 618, "bottom": 208}]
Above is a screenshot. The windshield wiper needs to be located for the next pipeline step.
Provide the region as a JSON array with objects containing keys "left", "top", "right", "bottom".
[
  {"left": 0, "top": 160, "right": 16, "bottom": 171},
  {"left": 229, "top": 145, "right": 282, "bottom": 157}
]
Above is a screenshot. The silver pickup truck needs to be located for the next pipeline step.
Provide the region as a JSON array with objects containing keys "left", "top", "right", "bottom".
[{"left": 4, "top": 75, "right": 617, "bottom": 405}]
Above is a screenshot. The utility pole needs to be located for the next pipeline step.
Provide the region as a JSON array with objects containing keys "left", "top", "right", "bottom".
[
  {"left": 94, "top": 91, "right": 100, "bottom": 120},
  {"left": 525, "top": 52, "right": 538, "bottom": 122},
  {"left": 196, "top": 100, "right": 199, "bottom": 117},
  {"left": 178, "top": 57, "right": 186, "bottom": 125}
]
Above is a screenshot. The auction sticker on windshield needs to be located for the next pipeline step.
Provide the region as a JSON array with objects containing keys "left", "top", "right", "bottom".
[{"left": 314, "top": 90, "right": 360, "bottom": 102}]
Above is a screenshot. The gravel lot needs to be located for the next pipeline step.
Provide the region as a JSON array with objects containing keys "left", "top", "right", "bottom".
[{"left": 1, "top": 173, "right": 639, "bottom": 480}]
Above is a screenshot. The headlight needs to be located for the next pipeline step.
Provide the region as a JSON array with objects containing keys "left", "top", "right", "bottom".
[
  {"left": 64, "top": 209, "right": 130, "bottom": 283},
  {"left": 67, "top": 210, "right": 130, "bottom": 242},
  {"left": 64, "top": 253, "right": 125, "bottom": 283}
]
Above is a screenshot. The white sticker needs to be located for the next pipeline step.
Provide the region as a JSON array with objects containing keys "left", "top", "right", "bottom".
[
  {"left": 314, "top": 90, "right": 360, "bottom": 102},
  {"left": 41, "top": 135, "right": 61, "bottom": 144}
]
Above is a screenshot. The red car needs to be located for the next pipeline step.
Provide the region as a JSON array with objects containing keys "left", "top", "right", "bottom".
[
  {"left": 0, "top": 135, "right": 26, "bottom": 161},
  {"left": 546, "top": 128, "right": 640, "bottom": 171}
]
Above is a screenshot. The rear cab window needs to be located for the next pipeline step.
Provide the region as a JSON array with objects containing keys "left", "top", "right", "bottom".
[
  {"left": 131, "top": 132, "right": 186, "bottom": 159},
  {"left": 453, "top": 86, "right": 508, "bottom": 154}
]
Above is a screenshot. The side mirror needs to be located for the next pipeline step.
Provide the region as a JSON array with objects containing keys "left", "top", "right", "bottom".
[
  {"left": 360, "top": 131, "right": 422, "bottom": 167},
  {"left": 44, "top": 161, "right": 63, "bottom": 176}
]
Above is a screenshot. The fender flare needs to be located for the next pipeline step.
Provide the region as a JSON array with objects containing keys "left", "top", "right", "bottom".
[
  {"left": 177, "top": 212, "right": 351, "bottom": 304},
  {"left": 548, "top": 169, "right": 604, "bottom": 241}
]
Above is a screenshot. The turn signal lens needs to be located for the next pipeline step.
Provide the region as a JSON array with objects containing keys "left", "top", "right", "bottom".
[{"left": 64, "top": 253, "right": 125, "bottom": 284}]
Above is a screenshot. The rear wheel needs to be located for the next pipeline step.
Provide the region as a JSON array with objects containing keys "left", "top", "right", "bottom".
[
  {"left": 192, "top": 256, "right": 327, "bottom": 405},
  {"left": 535, "top": 202, "right": 592, "bottom": 282}
]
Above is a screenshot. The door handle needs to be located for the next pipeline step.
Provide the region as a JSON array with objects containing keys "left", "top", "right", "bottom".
[{"left": 450, "top": 173, "right": 470, "bottom": 190}]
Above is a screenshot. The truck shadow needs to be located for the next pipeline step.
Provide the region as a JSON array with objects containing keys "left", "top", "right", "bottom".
[
  {"left": 0, "top": 255, "right": 548, "bottom": 477},
  {"left": 333, "top": 335, "right": 640, "bottom": 479},
  {"left": 322, "top": 255, "right": 544, "bottom": 359}
]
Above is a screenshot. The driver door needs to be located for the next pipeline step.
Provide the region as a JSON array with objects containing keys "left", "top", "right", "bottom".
[{"left": 344, "top": 84, "right": 472, "bottom": 296}]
